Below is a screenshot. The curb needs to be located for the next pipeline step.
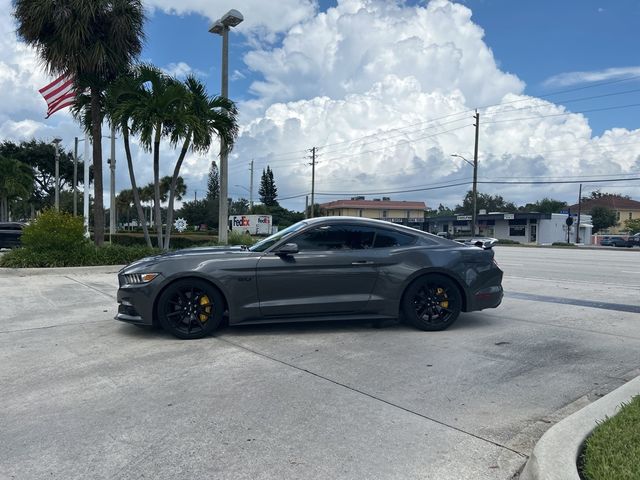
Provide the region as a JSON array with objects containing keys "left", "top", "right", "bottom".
[{"left": 520, "top": 375, "right": 640, "bottom": 480}]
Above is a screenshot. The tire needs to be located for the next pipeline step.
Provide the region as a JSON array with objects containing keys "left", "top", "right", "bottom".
[
  {"left": 402, "top": 274, "right": 462, "bottom": 331},
  {"left": 157, "top": 279, "right": 224, "bottom": 339}
]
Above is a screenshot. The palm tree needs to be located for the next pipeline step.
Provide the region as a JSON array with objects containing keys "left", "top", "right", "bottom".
[
  {"left": 0, "top": 156, "right": 33, "bottom": 221},
  {"left": 163, "top": 76, "right": 238, "bottom": 250},
  {"left": 126, "top": 66, "right": 185, "bottom": 248},
  {"left": 14, "top": 0, "right": 145, "bottom": 246},
  {"left": 104, "top": 70, "right": 153, "bottom": 247}
]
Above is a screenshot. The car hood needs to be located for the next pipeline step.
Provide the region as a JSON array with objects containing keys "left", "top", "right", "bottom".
[{"left": 120, "top": 245, "right": 252, "bottom": 272}]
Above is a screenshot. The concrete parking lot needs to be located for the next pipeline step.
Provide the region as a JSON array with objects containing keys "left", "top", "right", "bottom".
[{"left": 1, "top": 247, "right": 639, "bottom": 480}]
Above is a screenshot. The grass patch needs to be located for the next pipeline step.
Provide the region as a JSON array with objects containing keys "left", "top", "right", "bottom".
[{"left": 580, "top": 395, "right": 640, "bottom": 480}]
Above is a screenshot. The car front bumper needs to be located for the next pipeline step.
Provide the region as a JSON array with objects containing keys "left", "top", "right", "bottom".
[{"left": 115, "top": 284, "right": 156, "bottom": 326}]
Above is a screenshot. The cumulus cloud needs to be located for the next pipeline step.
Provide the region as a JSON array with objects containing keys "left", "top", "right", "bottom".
[
  {"left": 1, "top": 0, "right": 638, "bottom": 214},
  {"left": 228, "top": 0, "right": 640, "bottom": 210},
  {"left": 543, "top": 66, "right": 640, "bottom": 87},
  {"left": 145, "top": 0, "right": 317, "bottom": 42}
]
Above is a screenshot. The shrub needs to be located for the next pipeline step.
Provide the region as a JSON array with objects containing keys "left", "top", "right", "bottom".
[
  {"left": 552, "top": 242, "right": 575, "bottom": 247},
  {"left": 497, "top": 239, "right": 520, "bottom": 245},
  {"left": 228, "top": 230, "right": 257, "bottom": 246},
  {"left": 0, "top": 244, "right": 160, "bottom": 268},
  {"left": 18, "top": 209, "right": 89, "bottom": 266},
  {"left": 110, "top": 233, "right": 215, "bottom": 249}
]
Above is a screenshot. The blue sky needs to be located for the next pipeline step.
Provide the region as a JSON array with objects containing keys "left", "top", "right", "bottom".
[{"left": 2, "top": 0, "right": 639, "bottom": 210}]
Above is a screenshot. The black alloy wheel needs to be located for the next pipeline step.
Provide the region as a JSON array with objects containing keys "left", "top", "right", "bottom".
[
  {"left": 157, "top": 279, "right": 224, "bottom": 339},
  {"left": 402, "top": 274, "right": 462, "bottom": 331}
]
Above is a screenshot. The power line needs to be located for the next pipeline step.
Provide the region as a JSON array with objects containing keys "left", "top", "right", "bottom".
[{"left": 482, "top": 103, "right": 640, "bottom": 125}]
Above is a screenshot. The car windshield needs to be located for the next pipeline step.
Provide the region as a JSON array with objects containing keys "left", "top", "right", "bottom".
[{"left": 249, "top": 221, "right": 308, "bottom": 252}]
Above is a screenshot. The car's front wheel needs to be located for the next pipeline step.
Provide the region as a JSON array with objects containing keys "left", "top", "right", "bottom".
[
  {"left": 157, "top": 279, "right": 224, "bottom": 339},
  {"left": 402, "top": 274, "right": 462, "bottom": 331}
]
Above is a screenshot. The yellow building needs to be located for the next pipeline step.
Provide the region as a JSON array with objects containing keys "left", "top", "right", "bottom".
[
  {"left": 568, "top": 196, "right": 640, "bottom": 233},
  {"left": 320, "top": 197, "right": 427, "bottom": 225}
]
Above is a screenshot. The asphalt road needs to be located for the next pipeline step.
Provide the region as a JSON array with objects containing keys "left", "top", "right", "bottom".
[{"left": 0, "top": 247, "right": 639, "bottom": 480}]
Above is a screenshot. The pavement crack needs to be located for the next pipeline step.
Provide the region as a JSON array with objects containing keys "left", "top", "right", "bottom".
[
  {"left": 64, "top": 275, "right": 117, "bottom": 299},
  {"left": 0, "top": 319, "right": 109, "bottom": 335},
  {"left": 217, "top": 336, "right": 528, "bottom": 459}
]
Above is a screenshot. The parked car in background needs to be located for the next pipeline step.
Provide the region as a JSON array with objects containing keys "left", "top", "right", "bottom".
[
  {"left": 0, "top": 222, "right": 26, "bottom": 249},
  {"left": 600, "top": 235, "right": 633, "bottom": 247},
  {"left": 116, "top": 217, "right": 504, "bottom": 339},
  {"left": 454, "top": 237, "right": 499, "bottom": 249}
]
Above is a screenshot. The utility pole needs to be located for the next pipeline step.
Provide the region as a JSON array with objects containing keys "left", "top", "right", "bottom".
[
  {"left": 218, "top": 23, "right": 230, "bottom": 244},
  {"left": 249, "top": 159, "right": 254, "bottom": 210},
  {"left": 194, "top": 190, "right": 197, "bottom": 202},
  {"left": 109, "top": 126, "right": 116, "bottom": 238},
  {"left": 309, "top": 147, "right": 317, "bottom": 218},
  {"left": 305, "top": 195, "right": 309, "bottom": 219},
  {"left": 472, "top": 110, "right": 480, "bottom": 236},
  {"left": 576, "top": 183, "right": 582, "bottom": 244},
  {"left": 73, "top": 137, "right": 78, "bottom": 216}
]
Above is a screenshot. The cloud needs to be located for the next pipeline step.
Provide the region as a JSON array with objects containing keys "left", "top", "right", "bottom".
[
  {"left": 145, "top": 0, "right": 317, "bottom": 41},
  {"left": 162, "top": 61, "right": 207, "bottom": 78},
  {"left": 243, "top": 0, "right": 524, "bottom": 112},
  {"left": 227, "top": 0, "right": 640, "bottom": 211},
  {"left": 543, "top": 66, "right": 640, "bottom": 87}
]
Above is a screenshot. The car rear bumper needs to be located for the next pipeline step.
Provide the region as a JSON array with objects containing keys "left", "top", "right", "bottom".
[{"left": 471, "top": 285, "right": 503, "bottom": 310}]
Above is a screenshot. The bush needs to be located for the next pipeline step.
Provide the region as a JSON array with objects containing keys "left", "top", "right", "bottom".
[
  {"left": 496, "top": 239, "right": 520, "bottom": 245},
  {"left": 18, "top": 209, "right": 89, "bottom": 266},
  {"left": 111, "top": 233, "right": 215, "bottom": 249},
  {"left": 0, "top": 244, "right": 160, "bottom": 268},
  {"left": 552, "top": 242, "right": 575, "bottom": 247},
  {"left": 228, "top": 230, "right": 257, "bottom": 246}
]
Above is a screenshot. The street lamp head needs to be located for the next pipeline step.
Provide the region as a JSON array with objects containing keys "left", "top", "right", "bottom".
[
  {"left": 209, "top": 20, "right": 225, "bottom": 35},
  {"left": 209, "top": 9, "right": 243, "bottom": 34},
  {"left": 221, "top": 9, "right": 243, "bottom": 27},
  {"left": 52, "top": 137, "right": 62, "bottom": 145}
]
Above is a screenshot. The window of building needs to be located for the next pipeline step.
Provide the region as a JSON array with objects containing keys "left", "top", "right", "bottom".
[
  {"left": 509, "top": 225, "right": 526, "bottom": 236},
  {"left": 629, "top": 212, "right": 633, "bottom": 220},
  {"left": 616, "top": 211, "right": 621, "bottom": 221},
  {"left": 406, "top": 210, "right": 410, "bottom": 218},
  {"left": 382, "top": 210, "right": 388, "bottom": 218},
  {"left": 358, "top": 209, "right": 363, "bottom": 217}
]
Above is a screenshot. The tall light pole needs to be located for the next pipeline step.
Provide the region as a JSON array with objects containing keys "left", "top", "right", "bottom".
[
  {"left": 451, "top": 153, "right": 478, "bottom": 234},
  {"left": 209, "top": 9, "right": 244, "bottom": 244},
  {"left": 52, "top": 138, "right": 62, "bottom": 211},
  {"left": 107, "top": 126, "right": 117, "bottom": 238}
]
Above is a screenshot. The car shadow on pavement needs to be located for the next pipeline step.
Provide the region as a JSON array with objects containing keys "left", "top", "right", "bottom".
[{"left": 115, "top": 311, "right": 494, "bottom": 340}]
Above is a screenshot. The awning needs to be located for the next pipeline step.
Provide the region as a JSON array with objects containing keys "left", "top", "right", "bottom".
[{"left": 580, "top": 223, "right": 594, "bottom": 228}]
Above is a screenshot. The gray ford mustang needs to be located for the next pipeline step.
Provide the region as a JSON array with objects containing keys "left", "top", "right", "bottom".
[{"left": 116, "top": 217, "right": 503, "bottom": 339}]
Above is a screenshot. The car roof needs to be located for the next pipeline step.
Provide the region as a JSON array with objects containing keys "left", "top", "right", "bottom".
[{"left": 303, "top": 216, "right": 447, "bottom": 242}]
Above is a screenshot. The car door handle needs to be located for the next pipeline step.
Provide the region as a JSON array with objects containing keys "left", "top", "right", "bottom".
[{"left": 351, "top": 260, "right": 374, "bottom": 265}]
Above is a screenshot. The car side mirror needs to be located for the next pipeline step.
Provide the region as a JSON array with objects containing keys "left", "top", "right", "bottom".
[{"left": 276, "top": 243, "right": 299, "bottom": 256}]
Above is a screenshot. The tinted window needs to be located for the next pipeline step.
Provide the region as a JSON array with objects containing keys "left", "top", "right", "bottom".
[
  {"left": 372, "top": 228, "right": 415, "bottom": 248},
  {"left": 294, "top": 225, "right": 376, "bottom": 251}
]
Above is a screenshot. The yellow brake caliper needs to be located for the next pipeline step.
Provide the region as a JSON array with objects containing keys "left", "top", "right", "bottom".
[
  {"left": 436, "top": 288, "right": 449, "bottom": 309},
  {"left": 199, "top": 295, "right": 212, "bottom": 323}
]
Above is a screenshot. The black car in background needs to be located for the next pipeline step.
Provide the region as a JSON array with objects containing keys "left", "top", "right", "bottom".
[
  {"left": 116, "top": 217, "right": 504, "bottom": 339},
  {"left": 0, "top": 222, "right": 25, "bottom": 249}
]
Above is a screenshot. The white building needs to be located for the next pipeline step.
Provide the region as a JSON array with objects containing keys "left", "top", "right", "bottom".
[{"left": 427, "top": 212, "right": 593, "bottom": 245}]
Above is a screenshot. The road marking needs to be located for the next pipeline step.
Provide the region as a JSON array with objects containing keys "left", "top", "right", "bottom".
[
  {"left": 505, "top": 291, "right": 640, "bottom": 314},
  {"left": 504, "top": 275, "right": 640, "bottom": 288}
]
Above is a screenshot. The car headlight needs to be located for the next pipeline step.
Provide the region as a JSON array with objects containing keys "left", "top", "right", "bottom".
[{"left": 122, "top": 273, "right": 159, "bottom": 285}]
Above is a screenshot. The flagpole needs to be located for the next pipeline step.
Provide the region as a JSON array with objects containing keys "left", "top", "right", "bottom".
[{"left": 83, "top": 132, "right": 91, "bottom": 238}]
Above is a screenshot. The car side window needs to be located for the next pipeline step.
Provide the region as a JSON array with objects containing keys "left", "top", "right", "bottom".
[
  {"left": 372, "top": 228, "right": 416, "bottom": 248},
  {"left": 293, "top": 225, "right": 376, "bottom": 251}
]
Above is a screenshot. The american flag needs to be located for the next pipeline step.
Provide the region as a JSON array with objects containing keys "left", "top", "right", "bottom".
[{"left": 39, "top": 74, "right": 76, "bottom": 118}]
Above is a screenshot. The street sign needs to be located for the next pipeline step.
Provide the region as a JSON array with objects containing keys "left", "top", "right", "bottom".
[
  {"left": 560, "top": 210, "right": 569, "bottom": 215},
  {"left": 456, "top": 215, "right": 472, "bottom": 221}
]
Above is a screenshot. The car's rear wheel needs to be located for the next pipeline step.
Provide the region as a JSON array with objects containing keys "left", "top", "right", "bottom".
[
  {"left": 157, "top": 279, "right": 224, "bottom": 339},
  {"left": 402, "top": 274, "right": 462, "bottom": 331}
]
